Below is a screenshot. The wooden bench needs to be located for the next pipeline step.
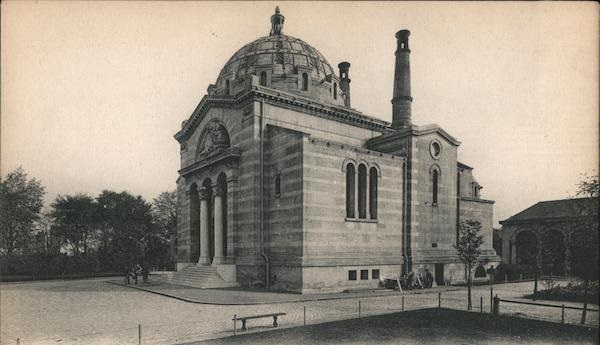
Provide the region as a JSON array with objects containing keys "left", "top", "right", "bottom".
[{"left": 233, "top": 312, "right": 286, "bottom": 331}]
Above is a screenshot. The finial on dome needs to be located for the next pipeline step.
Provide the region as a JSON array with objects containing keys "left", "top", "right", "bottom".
[{"left": 270, "top": 6, "right": 285, "bottom": 36}]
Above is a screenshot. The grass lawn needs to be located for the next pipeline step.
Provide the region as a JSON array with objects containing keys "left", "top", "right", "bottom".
[{"left": 190, "top": 308, "right": 598, "bottom": 345}]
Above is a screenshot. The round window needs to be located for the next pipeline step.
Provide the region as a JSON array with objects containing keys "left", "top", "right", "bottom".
[{"left": 430, "top": 140, "right": 442, "bottom": 159}]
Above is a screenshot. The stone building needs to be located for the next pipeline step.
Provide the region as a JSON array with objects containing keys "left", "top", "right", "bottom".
[
  {"left": 500, "top": 197, "right": 598, "bottom": 277},
  {"left": 171, "top": 8, "right": 499, "bottom": 293}
]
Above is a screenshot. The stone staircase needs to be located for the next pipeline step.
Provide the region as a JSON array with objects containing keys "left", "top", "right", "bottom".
[{"left": 167, "top": 264, "right": 239, "bottom": 289}]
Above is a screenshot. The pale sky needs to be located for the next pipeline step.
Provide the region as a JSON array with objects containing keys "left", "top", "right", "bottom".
[{"left": 1, "top": 1, "right": 598, "bottom": 226}]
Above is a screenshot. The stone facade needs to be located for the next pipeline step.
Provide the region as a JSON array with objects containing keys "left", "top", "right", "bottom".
[{"left": 173, "top": 8, "right": 499, "bottom": 293}]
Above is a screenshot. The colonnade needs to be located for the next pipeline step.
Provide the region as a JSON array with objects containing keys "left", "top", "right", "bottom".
[{"left": 197, "top": 181, "right": 227, "bottom": 265}]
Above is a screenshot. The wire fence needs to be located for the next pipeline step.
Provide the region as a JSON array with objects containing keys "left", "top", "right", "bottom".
[{"left": 6, "top": 289, "right": 598, "bottom": 345}]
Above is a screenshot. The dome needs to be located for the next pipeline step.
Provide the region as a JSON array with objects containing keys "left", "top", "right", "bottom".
[
  {"left": 216, "top": 35, "right": 335, "bottom": 85},
  {"left": 213, "top": 7, "right": 348, "bottom": 107}
]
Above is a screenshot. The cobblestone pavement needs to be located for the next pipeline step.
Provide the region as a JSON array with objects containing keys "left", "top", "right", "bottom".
[{"left": 1, "top": 279, "right": 597, "bottom": 345}]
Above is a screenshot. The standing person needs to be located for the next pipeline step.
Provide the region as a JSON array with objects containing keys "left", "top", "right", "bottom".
[
  {"left": 424, "top": 269, "right": 434, "bottom": 288},
  {"left": 134, "top": 264, "right": 142, "bottom": 285},
  {"left": 123, "top": 267, "right": 131, "bottom": 285}
]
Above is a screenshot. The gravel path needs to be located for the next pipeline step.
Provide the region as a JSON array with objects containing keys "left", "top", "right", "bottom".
[{"left": 1, "top": 279, "right": 597, "bottom": 345}]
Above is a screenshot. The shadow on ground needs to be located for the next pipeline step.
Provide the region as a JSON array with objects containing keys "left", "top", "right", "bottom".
[{"left": 187, "top": 308, "right": 598, "bottom": 345}]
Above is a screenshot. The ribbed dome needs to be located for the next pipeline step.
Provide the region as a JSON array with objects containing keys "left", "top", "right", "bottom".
[
  {"left": 212, "top": 7, "right": 347, "bottom": 107},
  {"left": 216, "top": 34, "right": 335, "bottom": 86}
]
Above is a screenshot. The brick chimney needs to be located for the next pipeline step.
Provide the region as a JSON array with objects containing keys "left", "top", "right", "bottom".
[{"left": 391, "top": 30, "right": 412, "bottom": 129}]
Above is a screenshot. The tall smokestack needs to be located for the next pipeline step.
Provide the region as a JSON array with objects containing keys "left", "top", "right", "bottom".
[
  {"left": 338, "top": 61, "right": 351, "bottom": 107},
  {"left": 391, "top": 30, "right": 412, "bottom": 129}
]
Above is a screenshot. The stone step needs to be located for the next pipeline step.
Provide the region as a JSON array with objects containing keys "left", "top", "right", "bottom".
[{"left": 167, "top": 264, "right": 239, "bottom": 289}]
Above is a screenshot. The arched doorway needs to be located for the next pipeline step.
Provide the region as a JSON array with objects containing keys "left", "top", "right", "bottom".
[
  {"left": 189, "top": 183, "right": 200, "bottom": 262},
  {"left": 474, "top": 265, "right": 486, "bottom": 278},
  {"left": 570, "top": 227, "right": 599, "bottom": 279},
  {"left": 541, "top": 229, "right": 565, "bottom": 275},
  {"left": 201, "top": 178, "right": 214, "bottom": 263},
  {"left": 515, "top": 230, "right": 537, "bottom": 268},
  {"left": 217, "top": 173, "right": 228, "bottom": 260}
]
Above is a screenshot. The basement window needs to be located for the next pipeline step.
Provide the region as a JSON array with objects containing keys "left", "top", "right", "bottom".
[
  {"left": 348, "top": 270, "right": 357, "bottom": 281},
  {"left": 372, "top": 269, "right": 380, "bottom": 280},
  {"left": 360, "top": 270, "right": 369, "bottom": 280}
]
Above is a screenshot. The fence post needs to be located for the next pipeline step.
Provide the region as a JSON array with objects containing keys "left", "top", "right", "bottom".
[
  {"left": 402, "top": 296, "right": 404, "bottom": 312},
  {"left": 561, "top": 305, "right": 565, "bottom": 324},
  {"left": 492, "top": 295, "right": 500, "bottom": 316},
  {"left": 519, "top": 273, "right": 522, "bottom": 281},
  {"left": 358, "top": 300, "right": 361, "bottom": 318},
  {"left": 480, "top": 297, "right": 483, "bottom": 313},
  {"left": 233, "top": 314, "right": 237, "bottom": 336},
  {"left": 138, "top": 324, "right": 142, "bottom": 345},
  {"left": 504, "top": 274, "right": 507, "bottom": 283},
  {"left": 438, "top": 292, "right": 441, "bottom": 308},
  {"left": 303, "top": 306, "right": 306, "bottom": 326}
]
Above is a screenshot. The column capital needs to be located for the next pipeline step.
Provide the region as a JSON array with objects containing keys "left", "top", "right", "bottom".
[
  {"left": 213, "top": 185, "right": 225, "bottom": 197},
  {"left": 199, "top": 188, "right": 210, "bottom": 200}
]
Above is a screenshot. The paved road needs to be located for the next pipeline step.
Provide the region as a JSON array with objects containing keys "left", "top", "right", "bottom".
[{"left": 1, "top": 279, "right": 597, "bottom": 345}]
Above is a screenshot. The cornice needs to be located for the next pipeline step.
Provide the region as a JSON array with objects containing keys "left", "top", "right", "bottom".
[
  {"left": 368, "top": 124, "right": 462, "bottom": 147},
  {"left": 178, "top": 147, "right": 241, "bottom": 177},
  {"left": 253, "top": 87, "right": 392, "bottom": 132},
  {"left": 499, "top": 215, "right": 598, "bottom": 226},
  {"left": 174, "top": 95, "right": 252, "bottom": 142},
  {"left": 460, "top": 196, "right": 495, "bottom": 204},
  {"left": 174, "top": 86, "right": 393, "bottom": 142}
]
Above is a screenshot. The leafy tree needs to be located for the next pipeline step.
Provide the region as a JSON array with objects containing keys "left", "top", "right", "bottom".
[
  {"left": 455, "top": 219, "right": 484, "bottom": 310},
  {"left": 0, "top": 167, "right": 45, "bottom": 254},
  {"left": 31, "top": 212, "right": 60, "bottom": 255},
  {"left": 152, "top": 191, "right": 177, "bottom": 235},
  {"left": 96, "top": 191, "right": 154, "bottom": 272},
  {"left": 152, "top": 191, "right": 177, "bottom": 266},
  {"left": 50, "top": 194, "right": 97, "bottom": 255}
]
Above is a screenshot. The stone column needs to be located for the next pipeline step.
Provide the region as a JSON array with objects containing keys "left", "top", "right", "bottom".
[
  {"left": 564, "top": 230, "right": 572, "bottom": 277},
  {"left": 213, "top": 186, "right": 224, "bottom": 264},
  {"left": 198, "top": 189, "right": 210, "bottom": 265},
  {"left": 510, "top": 240, "right": 517, "bottom": 264}
]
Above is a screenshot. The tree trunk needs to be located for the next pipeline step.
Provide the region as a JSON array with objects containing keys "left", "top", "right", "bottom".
[
  {"left": 467, "top": 267, "right": 472, "bottom": 310},
  {"left": 83, "top": 232, "right": 87, "bottom": 254},
  {"left": 533, "top": 270, "right": 538, "bottom": 301},
  {"left": 581, "top": 275, "right": 589, "bottom": 324}
]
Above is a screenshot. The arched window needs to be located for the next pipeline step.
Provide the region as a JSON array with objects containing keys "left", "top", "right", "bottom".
[
  {"left": 358, "top": 164, "right": 367, "bottom": 218},
  {"left": 333, "top": 83, "right": 338, "bottom": 99},
  {"left": 274, "top": 174, "right": 281, "bottom": 198},
  {"left": 475, "top": 265, "right": 486, "bottom": 278},
  {"left": 346, "top": 163, "right": 355, "bottom": 218},
  {"left": 260, "top": 72, "right": 267, "bottom": 86},
  {"left": 225, "top": 80, "right": 231, "bottom": 96},
  {"left": 432, "top": 170, "right": 439, "bottom": 205},
  {"left": 369, "top": 167, "right": 378, "bottom": 219},
  {"left": 302, "top": 73, "right": 309, "bottom": 91}
]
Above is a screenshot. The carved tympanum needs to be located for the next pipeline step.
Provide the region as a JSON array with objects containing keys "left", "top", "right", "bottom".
[{"left": 197, "top": 120, "right": 231, "bottom": 159}]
